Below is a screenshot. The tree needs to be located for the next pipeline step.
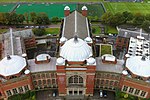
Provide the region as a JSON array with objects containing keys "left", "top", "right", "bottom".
[
  {"left": 24, "top": 12, "right": 29, "bottom": 24},
  {"left": 32, "top": 28, "right": 46, "bottom": 36},
  {"left": 51, "top": 16, "right": 60, "bottom": 24},
  {"left": 122, "top": 11, "right": 133, "bottom": 23},
  {"left": 35, "top": 13, "right": 50, "bottom": 25},
  {"left": 0, "top": 13, "right": 5, "bottom": 24},
  {"left": 101, "top": 12, "right": 113, "bottom": 25},
  {"left": 110, "top": 13, "right": 125, "bottom": 26},
  {"left": 145, "top": 14, "right": 150, "bottom": 21},
  {"left": 7, "top": 13, "right": 18, "bottom": 24},
  {"left": 30, "top": 12, "right": 37, "bottom": 23},
  {"left": 17, "top": 14, "right": 25, "bottom": 24},
  {"left": 141, "top": 20, "right": 150, "bottom": 34},
  {"left": 133, "top": 13, "right": 145, "bottom": 26}
]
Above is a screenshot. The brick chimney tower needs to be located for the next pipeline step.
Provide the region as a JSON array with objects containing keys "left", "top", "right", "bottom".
[
  {"left": 64, "top": 6, "right": 70, "bottom": 16},
  {"left": 82, "top": 6, "right": 88, "bottom": 16}
]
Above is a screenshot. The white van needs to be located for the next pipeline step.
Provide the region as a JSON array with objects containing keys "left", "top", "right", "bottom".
[{"left": 100, "top": 90, "right": 103, "bottom": 97}]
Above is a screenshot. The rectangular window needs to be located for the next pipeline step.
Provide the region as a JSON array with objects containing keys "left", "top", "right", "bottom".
[
  {"left": 47, "top": 79, "right": 51, "bottom": 84},
  {"left": 52, "top": 79, "right": 55, "bottom": 84},
  {"left": 74, "top": 91, "right": 77, "bottom": 95},
  {"left": 42, "top": 74, "right": 45, "bottom": 78},
  {"left": 6, "top": 90, "right": 12, "bottom": 96},
  {"left": 46, "top": 73, "right": 50, "bottom": 78},
  {"left": 140, "top": 91, "right": 146, "bottom": 97},
  {"left": 32, "top": 75, "right": 36, "bottom": 79},
  {"left": 123, "top": 86, "right": 128, "bottom": 92},
  {"left": 105, "top": 80, "right": 109, "bottom": 85},
  {"left": 79, "top": 91, "right": 82, "bottom": 95},
  {"left": 110, "top": 81, "right": 113, "bottom": 86},
  {"left": 129, "top": 87, "right": 134, "bottom": 93},
  {"left": 37, "top": 74, "right": 40, "bottom": 79},
  {"left": 33, "top": 81, "right": 37, "bottom": 85},
  {"left": 24, "top": 85, "right": 29, "bottom": 92},
  {"left": 100, "top": 80, "right": 104, "bottom": 84},
  {"left": 38, "top": 80, "right": 42, "bottom": 85},
  {"left": 134, "top": 89, "right": 140, "bottom": 95},
  {"left": 12, "top": 88, "right": 18, "bottom": 95},
  {"left": 69, "top": 91, "right": 72, "bottom": 95},
  {"left": 18, "top": 87, "right": 24, "bottom": 93},
  {"left": 43, "top": 80, "right": 46, "bottom": 85}
]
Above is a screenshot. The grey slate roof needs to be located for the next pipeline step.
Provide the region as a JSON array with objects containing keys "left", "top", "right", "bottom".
[
  {"left": 63, "top": 11, "right": 88, "bottom": 39},
  {"left": 96, "top": 57, "right": 124, "bottom": 73}
]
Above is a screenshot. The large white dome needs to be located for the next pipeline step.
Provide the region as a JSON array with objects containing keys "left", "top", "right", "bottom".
[
  {"left": 0, "top": 55, "right": 27, "bottom": 76},
  {"left": 126, "top": 56, "right": 150, "bottom": 77},
  {"left": 60, "top": 38, "right": 92, "bottom": 61}
]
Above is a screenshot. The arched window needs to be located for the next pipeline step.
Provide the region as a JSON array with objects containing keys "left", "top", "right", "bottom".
[{"left": 68, "top": 75, "right": 83, "bottom": 85}]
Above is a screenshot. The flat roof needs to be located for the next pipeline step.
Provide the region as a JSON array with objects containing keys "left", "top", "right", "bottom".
[
  {"left": 96, "top": 57, "right": 124, "bottom": 73},
  {"left": 28, "top": 57, "right": 56, "bottom": 73}
]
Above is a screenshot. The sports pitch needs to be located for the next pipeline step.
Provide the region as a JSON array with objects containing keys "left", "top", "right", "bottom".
[
  {"left": 77, "top": 3, "right": 105, "bottom": 17},
  {"left": 15, "top": 3, "right": 76, "bottom": 19},
  {"left": 104, "top": 2, "right": 150, "bottom": 14},
  {"left": 0, "top": 4, "right": 16, "bottom": 12}
]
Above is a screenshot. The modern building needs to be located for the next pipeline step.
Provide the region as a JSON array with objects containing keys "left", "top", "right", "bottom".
[{"left": 0, "top": 6, "right": 150, "bottom": 100}]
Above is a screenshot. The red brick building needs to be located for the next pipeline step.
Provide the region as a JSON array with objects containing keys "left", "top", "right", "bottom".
[{"left": 0, "top": 6, "right": 150, "bottom": 100}]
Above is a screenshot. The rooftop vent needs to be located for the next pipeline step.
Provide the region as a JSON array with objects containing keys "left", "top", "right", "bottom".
[
  {"left": 7, "top": 55, "right": 11, "bottom": 60},
  {"left": 141, "top": 55, "right": 146, "bottom": 61}
]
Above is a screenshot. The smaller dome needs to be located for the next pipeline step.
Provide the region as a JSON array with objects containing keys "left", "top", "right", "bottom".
[
  {"left": 60, "top": 37, "right": 67, "bottom": 43},
  {"left": 87, "top": 57, "right": 95, "bottom": 65},
  {"left": 122, "top": 70, "right": 128, "bottom": 75},
  {"left": 0, "top": 55, "right": 26, "bottom": 76},
  {"left": 22, "top": 53, "right": 27, "bottom": 57},
  {"left": 125, "top": 54, "right": 130, "bottom": 58},
  {"left": 64, "top": 6, "right": 70, "bottom": 10},
  {"left": 24, "top": 69, "right": 30, "bottom": 75},
  {"left": 84, "top": 37, "right": 92, "bottom": 43},
  {"left": 82, "top": 6, "right": 88, "bottom": 10},
  {"left": 57, "top": 57, "right": 65, "bottom": 65},
  {"left": 36, "top": 54, "right": 51, "bottom": 61}
]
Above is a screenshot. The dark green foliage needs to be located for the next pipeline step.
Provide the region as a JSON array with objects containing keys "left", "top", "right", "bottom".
[
  {"left": 141, "top": 20, "right": 150, "bottom": 33},
  {"left": 32, "top": 28, "right": 46, "bottom": 36},
  {"left": 35, "top": 12, "right": 50, "bottom": 25},
  {"left": 51, "top": 16, "right": 61, "bottom": 24},
  {"left": 8, "top": 91, "right": 35, "bottom": 100}
]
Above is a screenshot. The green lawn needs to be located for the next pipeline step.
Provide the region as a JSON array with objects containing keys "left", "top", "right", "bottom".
[
  {"left": 0, "top": 29, "right": 8, "bottom": 34},
  {"left": 0, "top": 0, "right": 103, "bottom": 2},
  {"left": 92, "top": 26, "right": 101, "bottom": 34},
  {"left": 16, "top": 3, "right": 76, "bottom": 19},
  {"left": 0, "top": 4, "right": 16, "bottom": 12},
  {"left": 106, "top": 26, "right": 118, "bottom": 34},
  {"left": 77, "top": 3, "right": 105, "bottom": 17},
  {"left": 104, "top": 2, "right": 150, "bottom": 15},
  {"left": 100, "top": 44, "right": 112, "bottom": 56},
  {"left": 45, "top": 28, "right": 60, "bottom": 35}
]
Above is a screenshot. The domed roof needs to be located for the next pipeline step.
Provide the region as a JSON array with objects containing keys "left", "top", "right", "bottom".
[
  {"left": 86, "top": 57, "right": 95, "bottom": 65},
  {"left": 36, "top": 54, "right": 51, "bottom": 61},
  {"left": 60, "top": 38, "right": 92, "bottom": 61},
  {"left": 64, "top": 6, "right": 70, "bottom": 10},
  {"left": 126, "top": 56, "right": 150, "bottom": 77},
  {"left": 82, "top": 6, "right": 88, "bottom": 10},
  {"left": 60, "top": 37, "right": 67, "bottom": 43},
  {"left": 57, "top": 57, "right": 65, "bottom": 65},
  {"left": 84, "top": 37, "right": 92, "bottom": 43},
  {"left": 0, "top": 55, "right": 27, "bottom": 76}
]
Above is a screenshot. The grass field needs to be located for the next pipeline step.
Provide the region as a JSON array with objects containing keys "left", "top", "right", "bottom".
[
  {"left": 15, "top": 3, "right": 76, "bottom": 19},
  {"left": 0, "top": 4, "right": 16, "bottom": 12},
  {"left": 77, "top": 3, "right": 105, "bottom": 17},
  {"left": 104, "top": 2, "right": 150, "bottom": 14},
  {"left": 45, "top": 28, "right": 60, "bottom": 34},
  {"left": 0, "top": 0, "right": 103, "bottom": 3},
  {"left": 100, "top": 44, "right": 112, "bottom": 56}
]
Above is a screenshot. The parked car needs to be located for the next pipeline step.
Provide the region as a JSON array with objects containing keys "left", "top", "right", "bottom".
[
  {"left": 100, "top": 90, "right": 103, "bottom": 97},
  {"left": 103, "top": 90, "right": 107, "bottom": 98}
]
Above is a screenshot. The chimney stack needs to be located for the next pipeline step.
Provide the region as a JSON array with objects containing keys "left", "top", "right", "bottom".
[
  {"left": 64, "top": 6, "right": 70, "bottom": 16},
  {"left": 82, "top": 6, "right": 88, "bottom": 16}
]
